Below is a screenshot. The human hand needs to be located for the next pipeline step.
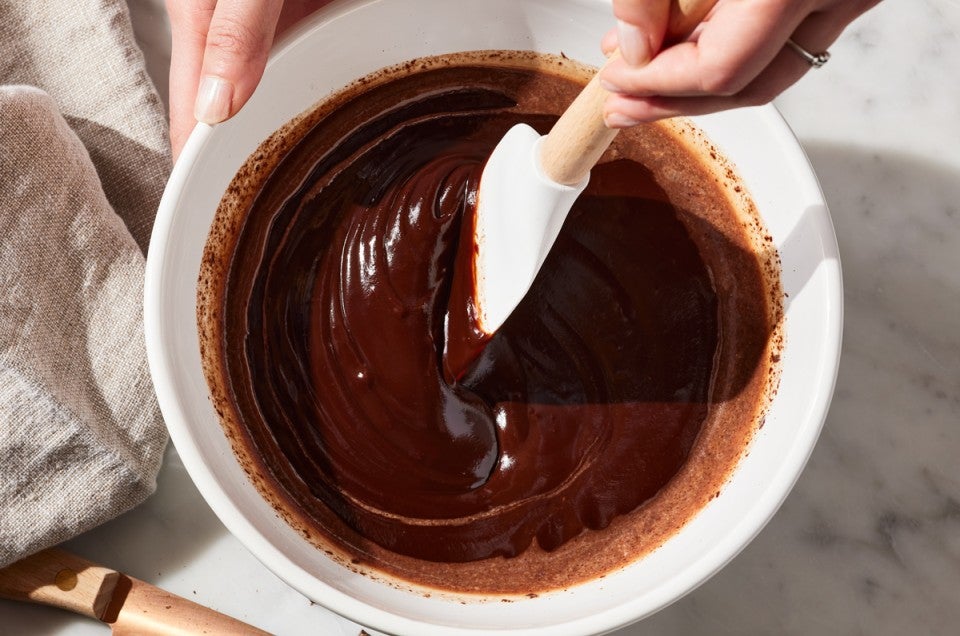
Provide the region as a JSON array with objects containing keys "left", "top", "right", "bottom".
[
  {"left": 600, "top": 0, "right": 883, "bottom": 127},
  {"left": 166, "top": 0, "right": 333, "bottom": 160}
]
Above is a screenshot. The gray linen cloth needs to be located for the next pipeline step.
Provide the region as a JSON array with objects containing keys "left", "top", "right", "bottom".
[{"left": 0, "top": 0, "right": 170, "bottom": 567}]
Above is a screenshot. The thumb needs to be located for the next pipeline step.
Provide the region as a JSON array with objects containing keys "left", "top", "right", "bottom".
[
  {"left": 194, "top": 0, "right": 284, "bottom": 125},
  {"left": 611, "top": 0, "right": 672, "bottom": 66}
]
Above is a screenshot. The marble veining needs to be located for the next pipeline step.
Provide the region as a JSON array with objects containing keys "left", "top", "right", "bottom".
[{"left": 1, "top": 1, "right": 958, "bottom": 634}]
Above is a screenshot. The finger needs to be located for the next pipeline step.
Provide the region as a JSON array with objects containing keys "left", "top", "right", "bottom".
[
  {"left": 195, "top": 0, "right": 285, "bottom": 126},
  {"left": 611, "top": 0, "right": 672, "bottom": 65},
  {"left": 167, "top": 0, "right": 216, "bottom": 160},
  {"left": 601, "top": 0, "right": 809, "bottom": 97},
  {"left": 601, "top": 26, "right": 618, "bottom": 58},
  {"left": 603, "top": 48, "right": 808, "bottom": 126},
  {"left": 788, "top": 3, "right": 863, "bottom": 56}
]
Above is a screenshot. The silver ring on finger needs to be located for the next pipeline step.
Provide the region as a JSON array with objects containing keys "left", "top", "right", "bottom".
[{"left": 786, "top": 38, "right": 831, "bottom": 68}]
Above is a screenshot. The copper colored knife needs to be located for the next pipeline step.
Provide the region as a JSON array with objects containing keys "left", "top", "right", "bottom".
[{"left": 0, "top": 547, "right": 269, "bottom": 634}]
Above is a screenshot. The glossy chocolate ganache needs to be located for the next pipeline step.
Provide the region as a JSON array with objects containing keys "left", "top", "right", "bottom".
[{"left": 198, "top": 51, "right": 783, "bottom": 595}]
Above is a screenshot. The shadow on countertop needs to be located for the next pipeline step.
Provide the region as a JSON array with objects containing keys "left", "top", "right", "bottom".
[{"left": 619, "top": 144, "right": 960, "bottom": 635}]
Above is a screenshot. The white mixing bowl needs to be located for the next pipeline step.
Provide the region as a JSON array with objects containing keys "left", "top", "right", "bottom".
[{"left": 145, "top": 0, "right": 843, "bottom": 633}]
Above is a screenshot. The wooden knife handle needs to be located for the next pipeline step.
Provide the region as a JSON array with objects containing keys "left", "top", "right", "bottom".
[
  {"left": 1, "top": 548, "right": 271, "bottom": 635},
  {"left": 0, "top": 547, "right": 120, "bottom": 620},
  {"left": 539, "top": 0, "right": 718, "bottom": 185}
]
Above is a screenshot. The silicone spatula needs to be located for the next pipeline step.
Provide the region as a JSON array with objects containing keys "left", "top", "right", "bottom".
[{"left": 444, "top": 0, "right": 718, "bottom": 378}]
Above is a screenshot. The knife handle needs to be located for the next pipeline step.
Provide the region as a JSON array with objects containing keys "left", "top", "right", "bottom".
[{"left": 0, "top": 547, "right": 119, "bottom": 620}]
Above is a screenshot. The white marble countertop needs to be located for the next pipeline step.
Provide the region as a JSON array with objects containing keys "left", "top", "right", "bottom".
[{"left": 2, "top": 0, "right": 959, "bottom": 634}]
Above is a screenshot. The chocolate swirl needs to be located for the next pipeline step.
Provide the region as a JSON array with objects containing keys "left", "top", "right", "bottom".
[{"left": 208, "top": 57, "right": 776, "bottom": 577}]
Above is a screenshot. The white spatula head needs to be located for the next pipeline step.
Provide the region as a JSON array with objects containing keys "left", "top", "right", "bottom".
[{"left": 473, "top": 123, "right": 589, "bottom": 335}]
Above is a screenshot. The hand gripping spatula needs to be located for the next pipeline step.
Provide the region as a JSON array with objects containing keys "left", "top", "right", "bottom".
[{"left": 444, "top": 0, "right": 718, "bottom": 378}]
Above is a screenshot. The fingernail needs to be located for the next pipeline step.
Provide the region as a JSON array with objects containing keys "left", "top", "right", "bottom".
[
  {"left": 617, "top": 19, "right": 651, "bottom": 66},
  {"left": 604, "top": 111, "right": 641, "bottom": 129},
  {"left": 194, "top": 76, "right": 233, "bottom": 124}
]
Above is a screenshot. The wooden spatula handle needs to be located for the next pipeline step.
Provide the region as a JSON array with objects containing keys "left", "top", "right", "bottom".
[
  {"left": 0, "top": 548, "right": 119, "bottom": 620},
  {"left": 540, "top": 0, "right": 719, "bottom": 185}
]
